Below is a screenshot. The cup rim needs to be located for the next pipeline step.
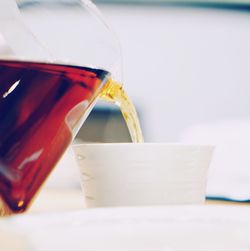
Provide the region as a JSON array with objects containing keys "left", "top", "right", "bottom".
[{"left": 72, "top": 142, "right": 214, "bottom": 150}]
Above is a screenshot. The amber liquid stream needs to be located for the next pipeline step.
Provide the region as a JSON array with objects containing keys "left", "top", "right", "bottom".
[
  {"left": 100, "top": 79, "right": 144, "bottom": 143},
  {"left": 0, "top": 60, "right": 143, "bottom": 215}
]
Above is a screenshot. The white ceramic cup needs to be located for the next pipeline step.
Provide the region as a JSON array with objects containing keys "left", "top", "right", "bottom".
[{"left": 73, "top": 143, "right": 214, "bottom": 207}]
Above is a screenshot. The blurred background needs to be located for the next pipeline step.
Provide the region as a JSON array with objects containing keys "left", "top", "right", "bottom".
[{"left": 82, "top": 0, "right": 250, "bottom": 144}]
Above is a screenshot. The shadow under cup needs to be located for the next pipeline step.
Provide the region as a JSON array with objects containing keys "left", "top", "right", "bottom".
[{"left": 73, "top": 143, "right": 214, "bottom": 207}]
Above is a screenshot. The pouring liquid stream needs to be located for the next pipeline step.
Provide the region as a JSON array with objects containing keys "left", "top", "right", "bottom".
[{"left": 99, "top": 79, "right": 144, "bottom": 143}]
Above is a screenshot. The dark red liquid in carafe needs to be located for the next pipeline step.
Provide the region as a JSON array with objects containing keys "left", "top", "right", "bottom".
[{"left": 0, "top": 60, "right": 108, "bottom": 213}]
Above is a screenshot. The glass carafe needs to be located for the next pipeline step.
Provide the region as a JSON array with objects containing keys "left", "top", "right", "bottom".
[{"left": 0, "top": 0, "right": 121, "bottom": 215}]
